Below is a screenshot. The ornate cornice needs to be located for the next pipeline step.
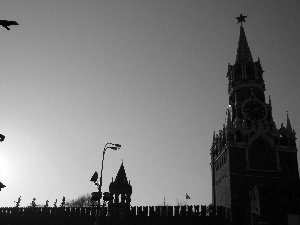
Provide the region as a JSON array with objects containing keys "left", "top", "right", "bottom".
[{"left": 229, "top": 83, "right": 265, "bottom": 95}]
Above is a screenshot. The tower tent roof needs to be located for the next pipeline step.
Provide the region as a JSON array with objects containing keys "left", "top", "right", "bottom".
[
  {"left": 109, "top": 162, "right": 132, "bottom": 194},
  {"left": 115, "top": 162, "right": 128, "bottom": 183},
  {"left": 236, "top": 26, "right": 253, "bottom": 65}
]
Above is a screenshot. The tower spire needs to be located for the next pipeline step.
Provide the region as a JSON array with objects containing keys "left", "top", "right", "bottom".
[{"left": 236, "top": 24, "right": 253, "bottom": 65}]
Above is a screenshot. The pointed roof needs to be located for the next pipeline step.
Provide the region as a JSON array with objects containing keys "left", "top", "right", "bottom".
[
  {"left": 115, "top": 162, "right": 128, "bottom": 184},
  {"left": 236, "top": 26, "right": 253, "bottom": 65},
  {"left": 226, "top": 107, "right": 232, "bottom": 127},
  {"left": 286, "top": 112, "right": 292, "bottom": 133},
  {"left": 109, "top": 162, "right": 132, "bottom": 194}
]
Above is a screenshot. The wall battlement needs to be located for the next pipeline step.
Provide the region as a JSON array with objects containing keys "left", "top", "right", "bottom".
[
  {"left": 0, "top": 205, "right": 222, "bottom": 217},
  {"left": 0, "top": 205, "right": 226, "bottom": 225}
]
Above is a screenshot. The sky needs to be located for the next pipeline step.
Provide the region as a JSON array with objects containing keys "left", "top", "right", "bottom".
[{"left": 0, "top": 0, "right": 299, "bottom": 207}]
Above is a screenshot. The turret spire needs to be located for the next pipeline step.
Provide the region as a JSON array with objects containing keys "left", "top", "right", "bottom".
[
  {"left": 109, "top": 161, "right": 132, "bottom": 195},
  {"left": 213, "top": 130, "right": 216, "bottom": 142},
  {"left": 115, "top": 162, "right": 128, "bottom": 183},
  {"left": 286, "top": 111, "right": 292, "bottom": 133},
  {"left": 226, "top": 105, "right": 233, "bottom": 128}
]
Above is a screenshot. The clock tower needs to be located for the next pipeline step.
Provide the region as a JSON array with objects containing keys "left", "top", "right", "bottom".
[{"left": 211, "top": 15, "right": 299, "bottom": 225}]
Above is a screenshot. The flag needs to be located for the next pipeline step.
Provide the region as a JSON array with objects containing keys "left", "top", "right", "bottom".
[
  {"left": 0, "top": 182, "right": 5, "bottom": 191},
  {"left": 186, "top": 193, "right": 191, "bottom": 199}
]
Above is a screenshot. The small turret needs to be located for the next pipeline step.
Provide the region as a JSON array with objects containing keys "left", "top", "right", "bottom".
[
  {"left": 108, "top": 162, "right": 132, "bottom": 217},
  {"left": 226, "top": 106, "right": 232, "bottom": 127}
]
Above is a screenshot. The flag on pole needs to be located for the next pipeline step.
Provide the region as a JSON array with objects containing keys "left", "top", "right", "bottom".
[{"left": 186, "top": 193, "right": 191, "bottom": 199}]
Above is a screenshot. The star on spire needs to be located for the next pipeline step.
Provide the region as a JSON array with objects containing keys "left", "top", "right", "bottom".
[
  {"left": 235, "top": 19, "right": 253, "bottom": 64},
  {"left": 236, "top": 14, "right": 247, "bottom": 26}
]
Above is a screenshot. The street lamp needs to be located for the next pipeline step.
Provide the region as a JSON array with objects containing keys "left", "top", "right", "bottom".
[{"left": 90, "top": 143, "right": 121, "bottom": 211}]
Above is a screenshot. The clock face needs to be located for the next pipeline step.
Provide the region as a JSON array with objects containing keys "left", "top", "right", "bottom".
[{"left": 242, "top": 99, "right": 267, "bottom": 122}]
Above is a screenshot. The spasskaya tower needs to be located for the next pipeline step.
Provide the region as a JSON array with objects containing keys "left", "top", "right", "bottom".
[{"left": 210, "top": 15, "right": 299, "bottom": 225}]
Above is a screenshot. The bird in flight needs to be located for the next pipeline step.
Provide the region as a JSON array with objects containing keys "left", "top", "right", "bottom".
[{"left": 0, "top": 20, "right": 19, "bottom": 30}]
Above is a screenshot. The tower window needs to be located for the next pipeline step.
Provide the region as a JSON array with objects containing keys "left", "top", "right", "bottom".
[
  {"left": 249, "top": 137, "right": 276, "bottom": 170},
  {"left": 244, "top": 135, "right": 248, "bottom": 143},
  {"left": 246, "top": 62, "right": 255, "bottom": 79},
  {"left": 234, "top": 63, "right": 242, "bottom": 81},
  {"left": 235, "top": 131, "right": 243, "bottom": 142},
  {"left": 274, "top": 137, "right": 278, "bottom": 145},
  {"left": 290, "top": 139, "right": 296, "bottom": 148},
  {"left": 279, "top": 134, "right": 289, "bottom": 146}
]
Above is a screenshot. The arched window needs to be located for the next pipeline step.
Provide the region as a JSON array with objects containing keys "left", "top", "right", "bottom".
[
  {"left": 244, "top": 135, "right": 248, "bottom": 143},
  {"left": 249, "top": 137, "right": 276, "bottom": 170},
  {"left": 279, "top": 134, "right": 289, "bottom": 146},
  {"left": 246, "top": 62, "right": 255, "bottom": 79},
  {"left": 235, "top": 130, "right": 243, "bottom": 142},
  {"left": 274, "top": 137, "right": 278, "bottom": 145},
  {"left": 234, "top": 64, "right": 242, "bottom": 81}
]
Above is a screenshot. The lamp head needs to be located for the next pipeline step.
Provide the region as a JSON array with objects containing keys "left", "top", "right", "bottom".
[{"left": 110, "top": 144, "right": 121, "bottom": 150}]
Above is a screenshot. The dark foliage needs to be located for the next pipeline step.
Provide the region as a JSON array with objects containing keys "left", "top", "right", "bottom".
[{"left": 65, "top": 193, "right": 94, "bottom": 207}]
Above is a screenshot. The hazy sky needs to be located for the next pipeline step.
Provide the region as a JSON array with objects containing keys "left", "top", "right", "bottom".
[{"left": 0, "top": 0, "right": 299, "bottom": 207}]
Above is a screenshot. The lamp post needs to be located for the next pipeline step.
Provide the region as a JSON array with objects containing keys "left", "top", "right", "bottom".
[{"left": 90, "top": 143, "right": 121, "bottom": 217}]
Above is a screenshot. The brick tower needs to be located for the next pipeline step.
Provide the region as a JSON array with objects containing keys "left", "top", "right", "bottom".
[{"left": 210, "top": 16, "right": 300, "bottom": 225}]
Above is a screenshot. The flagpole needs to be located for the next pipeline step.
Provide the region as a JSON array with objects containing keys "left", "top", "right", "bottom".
[
  {"left": 185, "top": 193, "right": 187, "bottom": 209},
  {"left": 185, "top": 193, "right": 190, "bottom": 207}
]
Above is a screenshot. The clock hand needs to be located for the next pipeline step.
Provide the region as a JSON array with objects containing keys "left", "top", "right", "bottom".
[{"left": 253, "top": 106, "right": 264, "bottom": 112}]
